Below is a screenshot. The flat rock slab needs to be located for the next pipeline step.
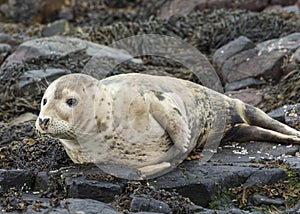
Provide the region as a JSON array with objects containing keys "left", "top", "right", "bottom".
[
  {"left": 36, "top": 141, "right": 297, "bottom": 208},
  {"left": 25, "top": 198, "right": 122, "bottom": 214}
]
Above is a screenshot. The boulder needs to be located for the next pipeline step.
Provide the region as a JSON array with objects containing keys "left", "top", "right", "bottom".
[
  {"left": 2, "top": 36, "right": 141, "bottom": 68},
  {"left": 214, "top": 33, "right": 300, "bottom": 84}
]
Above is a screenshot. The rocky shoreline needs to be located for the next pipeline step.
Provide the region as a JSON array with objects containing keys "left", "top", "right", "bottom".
[{"left": 0, "top": 0, "right": 300, "bottom": 213}]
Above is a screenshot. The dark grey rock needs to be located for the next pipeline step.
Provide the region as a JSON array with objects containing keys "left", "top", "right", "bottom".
[
  {"left": 17, "top": 68, "right": 71, "bottom": 95},
  {"left": 213, "top": 36, "right": 255, "bottom": 83},
  {"left": 65, "top": 176, "right": 124, "bottom": 203},
  {"left": 284, "top": 201, "right": 300, "bottom": 214},
  {"left": 0, "top": 43, "right": 12, "bottom": 53},
  {"left": 245, "top": 168, "right": 287, "bottom": 186},
  {"left": 224, "top": 78, "right": 266, "bottom": 91},
  {"left": 0, "top": 33, "right": 21, "bottom": 47},
  {"left": 42, "top": 20, "right": 75, "bottom": 37},
  {"left": 293, "top": 47, "right": 300, "bottom": 63},
  {"left": 150, "top": 161, "right": 258, "bottom": 207},
  {"left": 61, "top": 199, "right": 121, "bottom": 214},
  {"left": 26, "top": 198, "right": 122, "bottom": 214},
  {"left": 130, "top": 197, "right": 171, "bottom": 213},
  {"left": 34, "top": 172, "right": 49, "bottom": 192},
  {"left": 257, "top": 33, "right": 300, "bottom": 52},
  {"left": 267, "top": 103, "right": 300, "bottom": 129},
  {"left": 252, "top": 194, "right": 284, "bottom": 206},
  {"left": 286, "top": 157, "right": 300, "bottom": 174},
  {"left": 0, "top": 169, "right": 34, "bottom": 191}
]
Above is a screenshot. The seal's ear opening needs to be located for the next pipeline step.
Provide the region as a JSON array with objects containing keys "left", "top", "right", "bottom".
[{"left": 66, "top": 98, "right": 78, "bottom": 107}]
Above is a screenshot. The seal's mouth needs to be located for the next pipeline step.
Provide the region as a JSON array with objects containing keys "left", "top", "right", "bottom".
[{"left": 35, "top": 119, "right": 77, "bottom": 140}]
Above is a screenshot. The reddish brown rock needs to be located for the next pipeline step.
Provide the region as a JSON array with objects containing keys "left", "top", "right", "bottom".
[
  {"left": 158, "top": 0, "right": 269, "bottom": 19},
  {"left": 270, "top": 0, "right": 297, "bottom": 6},
  {"left": 225, "top": 89, "right": 263, "bottom": 106},
  {"left": 222, "top": 48, "right": 284, "bottom": 83},
  {"left": 213, "top": 36, "right": 256, "bottom": 83},
  {"left": 0, "top": 0, "right": 73, "bottom": 24},
  {"left": 214, "top": 33, "right": 300, "bottom": 84}
]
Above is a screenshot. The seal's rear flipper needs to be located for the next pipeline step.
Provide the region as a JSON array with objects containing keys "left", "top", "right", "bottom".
[
  {"left": 244, "top": 104, "right": 300, "bottom": 137},
  {"left": 225, "top": 123, "right": 300, "bottom": 144}
]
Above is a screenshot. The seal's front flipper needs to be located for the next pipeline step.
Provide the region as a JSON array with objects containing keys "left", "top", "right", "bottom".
[
  {"left": 147, "top": 92, "right": 191, "bottom": 153},
  {"left": 225, "top": 123, "right": 300, "bottom": 144}
]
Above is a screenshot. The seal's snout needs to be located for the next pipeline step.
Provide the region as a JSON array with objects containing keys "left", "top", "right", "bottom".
[{"left": 38, "top": 117, "right": 50, "bottom": 130}]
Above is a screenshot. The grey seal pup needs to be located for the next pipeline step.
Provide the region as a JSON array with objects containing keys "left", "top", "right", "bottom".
[{"left": 36, "top": 73, "right": 300, "bottom": 179}]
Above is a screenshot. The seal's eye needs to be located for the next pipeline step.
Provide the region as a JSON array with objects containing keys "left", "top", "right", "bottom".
[
  {"left": 43, "top": 99, "right": 47, "bottom": 106},
  {"left": 66, "top": 98, "right": 78, "bottom": 107}
]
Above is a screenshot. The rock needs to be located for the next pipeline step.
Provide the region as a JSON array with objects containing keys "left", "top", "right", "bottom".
[
  {"left": 257, "top": 32, "right": 300, "bottom": 52},
  {"left": 0, "top": 33, "right": 21, "bottom": 47},
  {"left": 293, "top": 47, "right": 300, "bottom": 63},
  {"left": 267, "top": 103, "right": 300, "bottom": 129},
  {"left": 130, "top": 197, "right": 171, "bottom": 213},
  {"left": 224, "top": 78, "right": 266, "bottom": 91},
  {"left": 216, "top": 33, "right": 300, "bottom": 84},
  {"left": 42, "top": 20, "right": 76, "bottom": 37},
  {"left": 0, "top": 113, "right": 37, "bottom": 146},
  {"left": 271, "top": 0, "right": 297, "bottom": 6},
  {"left": 0, "top": 0, "right": 43, "bottom": 24},
  {"left": 0, "top": 0, "right": 74, "bottom": 24},
  {"left": 214, "top": 141, "right": 300, "bottom": 163},
  {"left": 245, "top": 168, "right": 287, "bottom": 186},
  {"left": 150, "top": 162, "right": 257, "bottom": 207},
  {"left": 0, "top": 43, "right": 12, "bottom": 53},
  {"left": 0, "top": 43, "right": 12, "bottom": 65},
  {"left": 65, "top": 176, "right": 124, "bottom": 203},
  {"left": 252, "top": 194, "right": 285, "bottom": 206},
  {"left": 158, "top": 0, "right": 270, "bottom": 19},
  {"left": 34, "top": 172, "right": 49, "bottom": 192},
  {"left": 223, "top": 47, "right": 284, "bottom": 83},
  {"left": 287, "top": 157, "right": 300, "bottom": 174},
  {"left": 17, "top": 68, "right": 71, "bottom": 95},
  {"left": 0, "top": 169, "right": 34, "bottom": 191},
  {"left": 213, "top": 36, "right": 256, "bottom": 83},
  {"left": 60, "top": 166, "right": 125, "bottom": 203},
  {"left": 2, "top": 36, "right": 142, "bottom": 68},
  {"left": 26, "top": 198, "right": 122, "bottom": 214},
  {"left": 283, "top": 5, "right": 300, "bottom": 13},
  {"left": 8, "top": 112, "right": 37, "bottom": 126},
  {"left": 284, "top": 201, "right": 300, "bottom": 214},
  {"left": 225, "top": 89, "right": 263, "bottom": 106}
]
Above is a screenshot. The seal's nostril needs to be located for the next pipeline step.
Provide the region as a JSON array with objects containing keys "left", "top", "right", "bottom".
[
  {"left": 43, "top": 118, "right": 50, "bottom": 125},
  {"left": 39, "top": 118, "right": 50, "bottom": 126}
]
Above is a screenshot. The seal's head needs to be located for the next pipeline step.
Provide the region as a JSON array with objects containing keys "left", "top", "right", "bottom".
[{"left": 36, "top": 74, "right": 99, "bottom": 140}]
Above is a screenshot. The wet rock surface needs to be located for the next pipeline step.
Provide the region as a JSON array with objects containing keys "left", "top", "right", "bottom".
[{"left": 0, "top": 0, "right": 300, "bottom": 213}]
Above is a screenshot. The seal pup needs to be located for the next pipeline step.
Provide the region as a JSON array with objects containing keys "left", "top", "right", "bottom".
[{"left": 36, "top": 73, "right": 300, "bottom": 180}]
